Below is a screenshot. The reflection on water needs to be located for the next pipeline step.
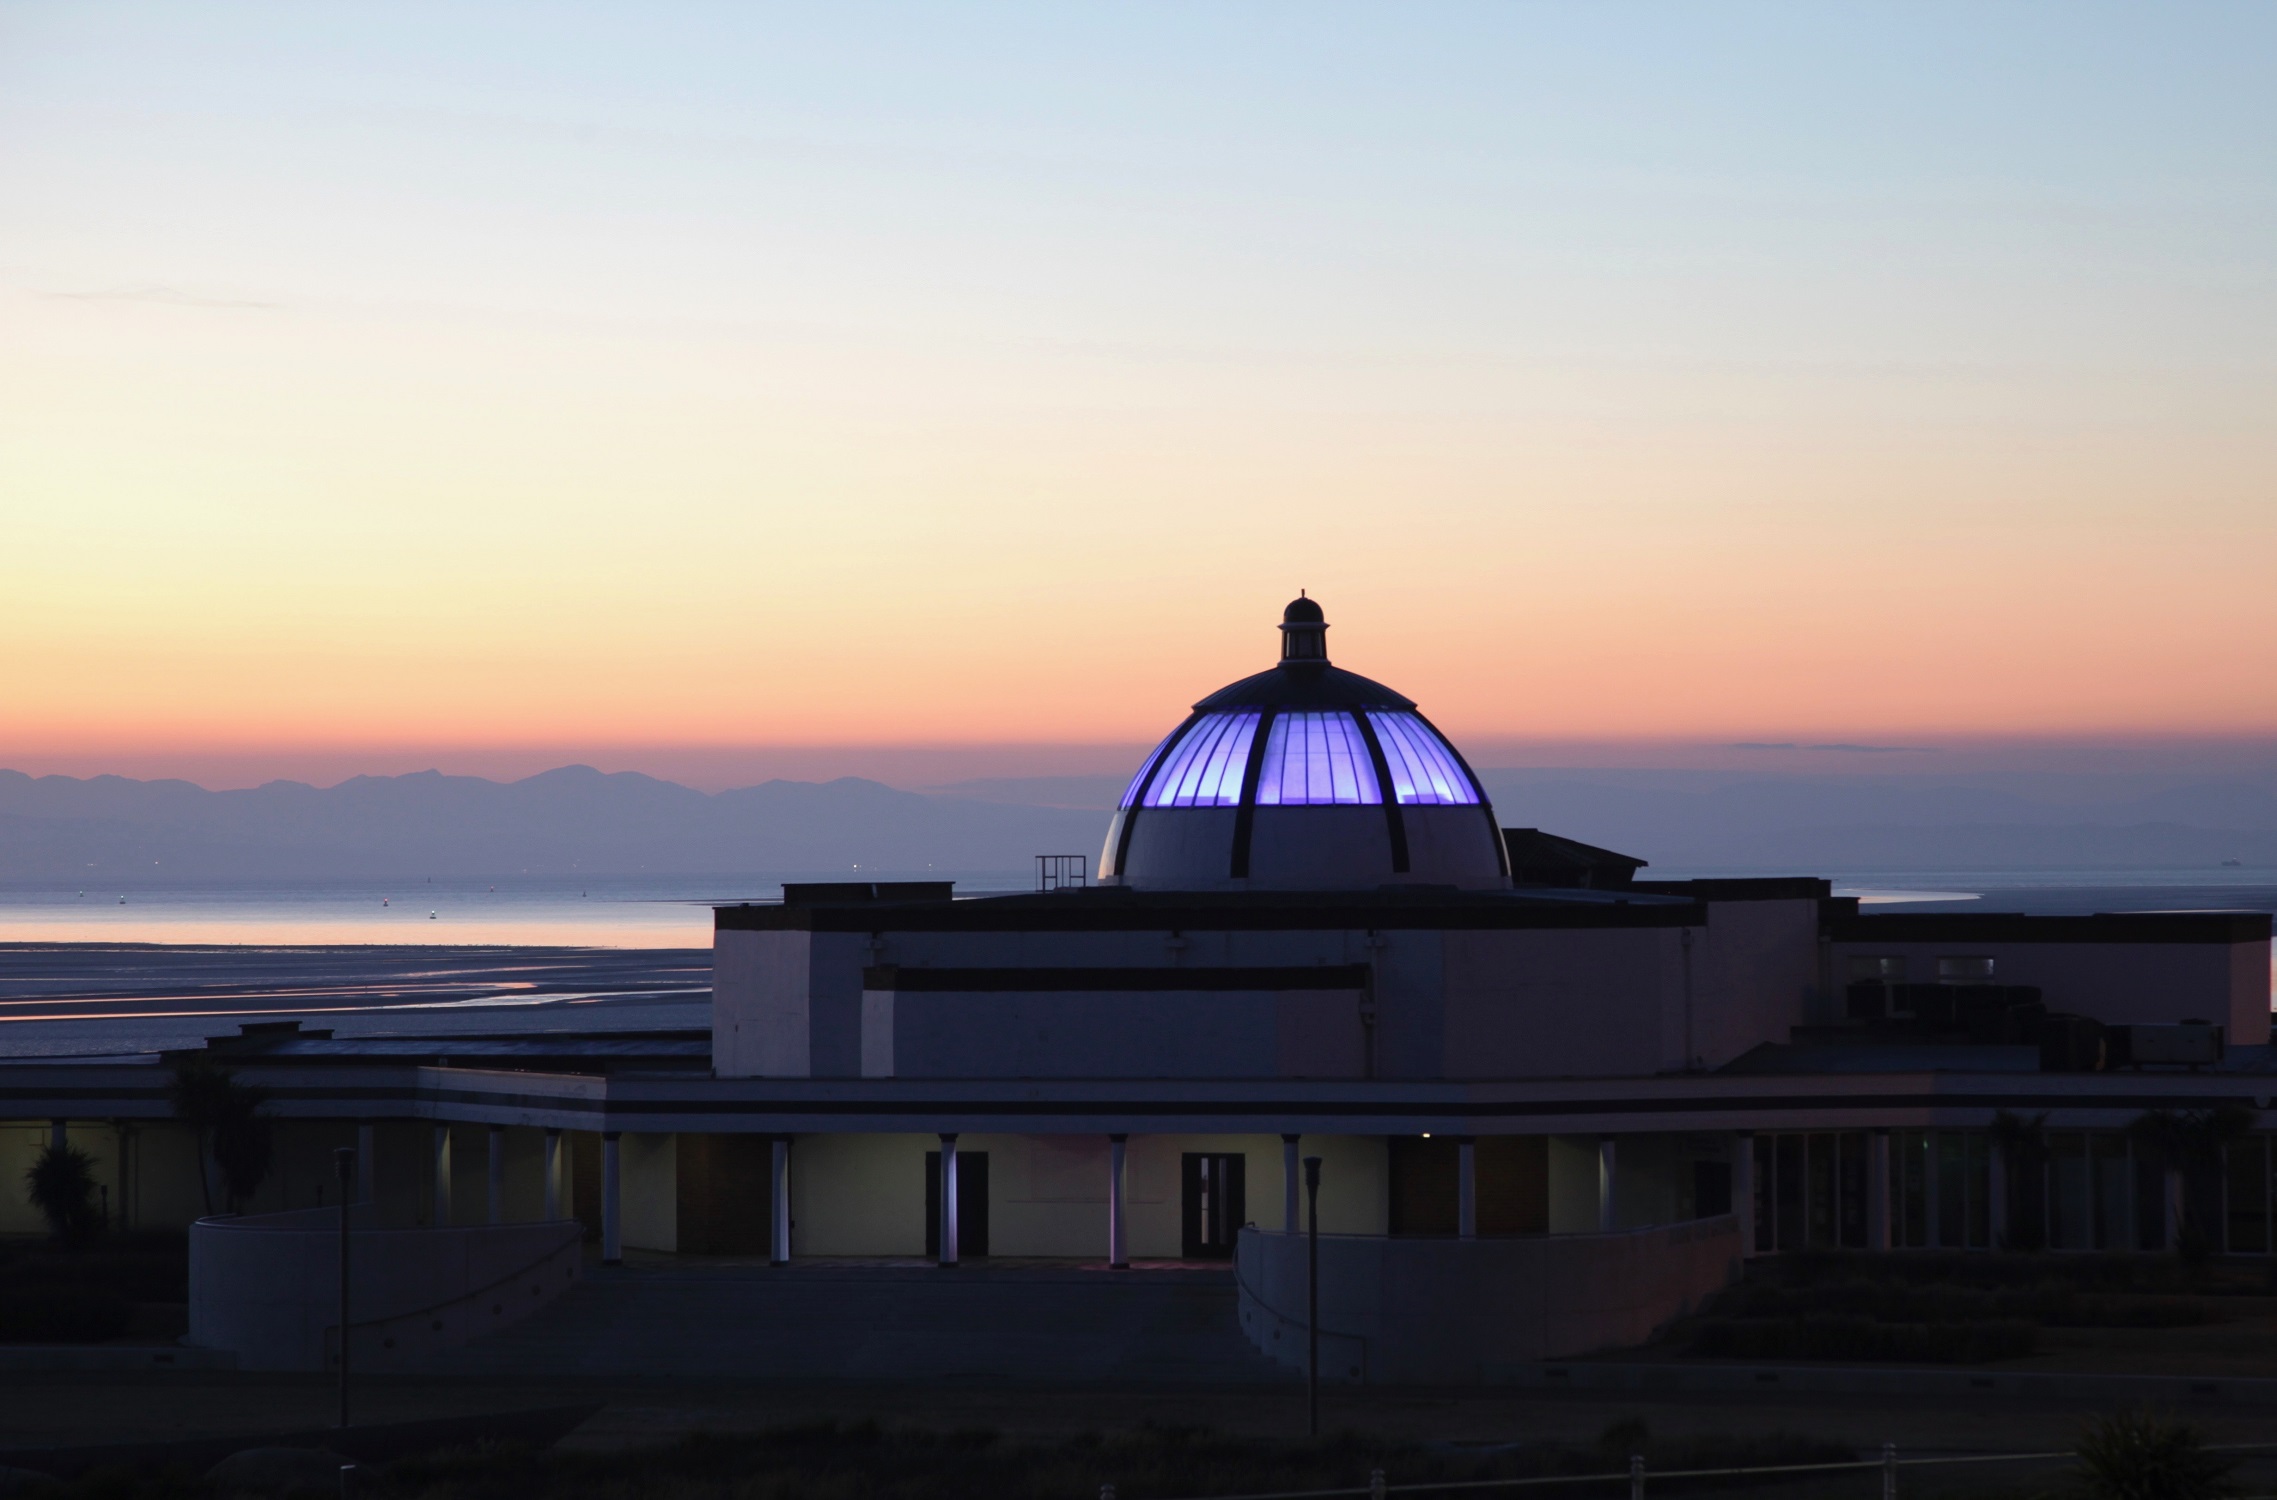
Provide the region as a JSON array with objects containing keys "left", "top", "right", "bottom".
[
  {"left": 0, "top": 874, "right": 1017, "bottom": 948},
  {"left": 1835, "top": 888, "right": 1981, "bottom": 905}
]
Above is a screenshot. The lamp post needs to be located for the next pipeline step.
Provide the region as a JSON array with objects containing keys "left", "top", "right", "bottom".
[
  {"left": 1304, "top": 1155, "right": 1322, "bottom": 1438},
  {"left": 334, "top": 1146, "right": 355, "bottom": 1430}
]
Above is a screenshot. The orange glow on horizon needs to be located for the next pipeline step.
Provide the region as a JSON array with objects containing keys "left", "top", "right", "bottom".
[{"left": 5, "top": 8, "right": 2274, "bottom": 769}]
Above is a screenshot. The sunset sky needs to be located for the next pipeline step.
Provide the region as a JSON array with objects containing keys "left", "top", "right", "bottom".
[{"left": 3, "top": 3, "right": 2273, "bottom": 788}]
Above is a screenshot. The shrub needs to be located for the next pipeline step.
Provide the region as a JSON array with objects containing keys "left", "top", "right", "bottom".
[
  {"left": 1727, "top": 1279, "right": 2213, "bottom": 1329},
  {"left": 355, "top": 1420, "right": 1855, "bottom": 1500},
  {"left": 0, "top": 1287, "right": 132, "bottom": 1343},
  {"left": 2076, "top": 1410, "right": 2234, "bottom": 1500},
  {"left": 24, "top": 1144, "right": 102, "bottom": 1245},
  {"left": 5, "top": 1243, "right": 190, "bottom": 1303},
  {"left": 1691, "top": 1315, "right": 2035, "bottom": 1363}
]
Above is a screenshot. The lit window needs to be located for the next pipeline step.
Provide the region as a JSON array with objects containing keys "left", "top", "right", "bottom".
[
  {"left": 1367, "top": 712, "right": 1481, "bottom": 805},
  {"left": 1255, "top": 712, "right": 1382, "bottom": 805},
  {"left": 1937, "top": 956, "right": 1996, "bottom": 982},
  {"left": 1139, "top": 712, "right": 1260, "bottom": 807},
  {"left": 1849, "top": 956, "right": 1907, "bottom": 983}
]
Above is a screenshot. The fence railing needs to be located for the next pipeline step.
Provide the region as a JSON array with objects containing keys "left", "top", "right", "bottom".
[{"left": 1098, "top": 1440, "right": 2277, "bottom": 1500}]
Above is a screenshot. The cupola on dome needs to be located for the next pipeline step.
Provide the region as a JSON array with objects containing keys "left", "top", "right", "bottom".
[{"left": 1100, "top": 598, "right": 1510, "bottom": 891}]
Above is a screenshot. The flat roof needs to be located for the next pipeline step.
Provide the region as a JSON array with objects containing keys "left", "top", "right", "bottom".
[
  {"left": 716, "top": 884, "right": 1706, "bottom": 933},
  {"left": 1827, "top": 911, "right": 2271, "bottom": 945}
]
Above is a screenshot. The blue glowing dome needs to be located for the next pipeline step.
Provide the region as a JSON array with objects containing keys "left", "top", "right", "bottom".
[{"left": 1100, "top": 600, "right": 1510, "bottom": 891}]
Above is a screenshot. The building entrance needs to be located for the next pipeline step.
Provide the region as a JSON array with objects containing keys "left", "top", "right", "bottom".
[
  {"left": 924, "top": 1150, "right": 989, "bottom": 1258},
  {"left": 1180, "top": 1152, "right": 1245, "bottom": 1259}
]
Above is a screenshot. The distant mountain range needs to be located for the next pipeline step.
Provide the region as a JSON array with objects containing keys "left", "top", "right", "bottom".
[
  {"left": 1474, "top": 769, "right": 2277, "bottom": 874},
  {"left": 1, "top": 763, "right": 2272, "bottom": 881},
  {"left": 0, "top": 767, "right": 1106, "bottom": 880}
]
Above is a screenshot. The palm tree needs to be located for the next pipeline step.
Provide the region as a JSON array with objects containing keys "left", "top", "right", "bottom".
[
  {"left": 167, "top": 1059, "right": 275, "bottom": 1214},
  {"left": 2130, "top": 1106, "right": 2253, "bottom": 1259},
  {"left": 1989, "top": 1110, "right": 2049, "bottom": 1250},
  {"left": 24, "top": 1144, "right": 101, "bottom": 1245}
]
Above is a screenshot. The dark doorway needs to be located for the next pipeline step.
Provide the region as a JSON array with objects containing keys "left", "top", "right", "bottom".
[
  {"left": 677, "top": 1134, "right": 774, "bottom": 1254},
  {"left": 1388, "top": 1136, "right": 1549, "bottom": 1235},
  {"left": 924, "top": 1150, "right": 989, "bottom": 1259},
  {"left": 1180, "top": 1152, "right": 1246, "bottom": 1259}
]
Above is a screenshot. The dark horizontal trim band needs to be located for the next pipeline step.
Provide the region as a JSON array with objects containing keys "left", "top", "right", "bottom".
[
  {"left": 395, "top": 1088, "right": 2263, "bottom": 1122},
  {"left": 860, "top": 965, "right": 1370, "bottom": 992},
  {"left": 720, "top": 898, "right": 1703, "bottom": 935},
  {"left": 8, "top": 1080, "right": 2262, "bottom": 1125},
  {"left": 1827, "top": 912, "right": 2271, "bottom": 945}
]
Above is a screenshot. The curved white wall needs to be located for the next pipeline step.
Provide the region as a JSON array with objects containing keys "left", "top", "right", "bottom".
[{"left": 189, "top": 1207, "right": 583, "bottom": 1372}]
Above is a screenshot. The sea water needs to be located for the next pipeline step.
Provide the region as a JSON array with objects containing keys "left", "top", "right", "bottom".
[
  {"left": 0, "top": 869, "right": 2267, "bottom": 1059},
  {"left": 0, "top": 872, "right": 1030, "bottom": 949}
]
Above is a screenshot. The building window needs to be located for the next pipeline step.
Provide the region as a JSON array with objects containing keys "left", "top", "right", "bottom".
[
  {"left": 1937, "top": 955, "right": 1996, "bottom": 982},
  {"left": 1751, "top": 1132, "right": 1873, "bottom": 1253},
  {"left": 1848, "top": 956, "right": 1907, "bottom": 983},
  {"left": 1890, "top": 1131, "right": 1991, "bottom": 1250}
]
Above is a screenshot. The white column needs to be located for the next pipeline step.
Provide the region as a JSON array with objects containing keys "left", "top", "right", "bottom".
[
  {"left": 1924, "top": 1133, "right": 1942, "bottom": 1249},
  {"left": 1734, "top": 1134, "right": 1757, "bottom": 1256},
  {"left": 770, "top": 1136, "right": 792, "bottom": 1265},
  {"left": 938, "top": 1134, "right": 960, "bottom": 1267},
  {"left": 601, "top": 1131, "right": 623, "bottom": 1265},
  {"left": 1457, "top": 1137, "right": 1478, "bottom": 1240},
  {"left": 356, "top": 1123, "right": 376, "bottom": 1205},
  {"left": 1988, "top": 1138, "right": 2008, "bottom": 1250},
  {"left": 1282, "top": 1135, "right": 1301, "bottom": 1232},
  {"left": 1597, "top": 1136, "right": 1618, "bottom": 1232},
  {"left": 487, "top": 1125, "right": 506, "bottom": 1224},
  {"left": 1868, "top": 1130, "right": 1892, "bottom": 1251},
  {"left": 2165, "top": 1163, "right": 2186, "bottom": 1251},
  {"left": 542, "top": 1129, "right": 562, "bottom": 1220},
  {"left": 1108, "top": 1134, "right": 1129, "bottom": 1268},
  {"left": 431, "top": 1125, "right": 451, "bottom": 1226}
]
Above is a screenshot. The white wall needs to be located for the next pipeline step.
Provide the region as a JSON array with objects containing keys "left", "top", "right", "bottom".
[
  {"left": 1441, "top": 929, "right": 1684, "bottom": 1079},
  {"left": 713, "top": 928, "right": 813, "bottom": 1078},
  {"left": 778, "top": 1131, "right": 1386, "bottom": 1259},
  {"left": 788, "top": 1132, "right": 928, "bottom": 1255},
  {"left": 1689, "top": 898, "right": 1822, "bottom": 1067},
  {"left": 621, "top": 1133, "right": 677, "bottom": 1252}
]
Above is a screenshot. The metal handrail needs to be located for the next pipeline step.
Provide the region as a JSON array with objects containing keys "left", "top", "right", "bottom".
[{"left": 1107, "top": 1440, "right": 2277, "bottom": 1500}]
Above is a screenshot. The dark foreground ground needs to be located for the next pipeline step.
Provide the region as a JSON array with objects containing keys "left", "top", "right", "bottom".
[
  {"left": 19, "top": 1245, "right": 2277, "bottom": 1495},
  {"left": 7, "top": 1374, "right": 2277, "bottom": 1499}
]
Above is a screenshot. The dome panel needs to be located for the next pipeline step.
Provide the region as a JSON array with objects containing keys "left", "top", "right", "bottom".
[
  {"left": 1116, "top": 727, "right": 1180, "bottom": 810},
  {"left": 1255, "top": 712, "right": 1380, "bottom": 806},
  {"left": 1139, "top": 711, "right": 1258, "bottom": 808},
  {"left": 1368, "top": 711, "right": 1482, "bottom": 806}
]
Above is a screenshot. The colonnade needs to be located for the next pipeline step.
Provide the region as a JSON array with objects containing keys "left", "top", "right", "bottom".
[{"left": 175, "top": 1122, "right": 1645, "bottom": 1265}]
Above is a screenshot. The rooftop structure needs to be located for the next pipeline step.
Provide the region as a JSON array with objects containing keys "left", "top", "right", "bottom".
[{"left": 1102, "top": 597, "right": 1509, "bottom": 891}]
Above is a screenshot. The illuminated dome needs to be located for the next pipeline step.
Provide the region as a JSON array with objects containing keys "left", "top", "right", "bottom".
[{"left": 1100, "top": 597, "right": 1510, "bottom": 891}]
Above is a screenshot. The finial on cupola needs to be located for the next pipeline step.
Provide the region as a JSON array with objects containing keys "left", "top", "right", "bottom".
[{"left": 1278, "top": 591, "right": 1328, "bottom": 664}]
